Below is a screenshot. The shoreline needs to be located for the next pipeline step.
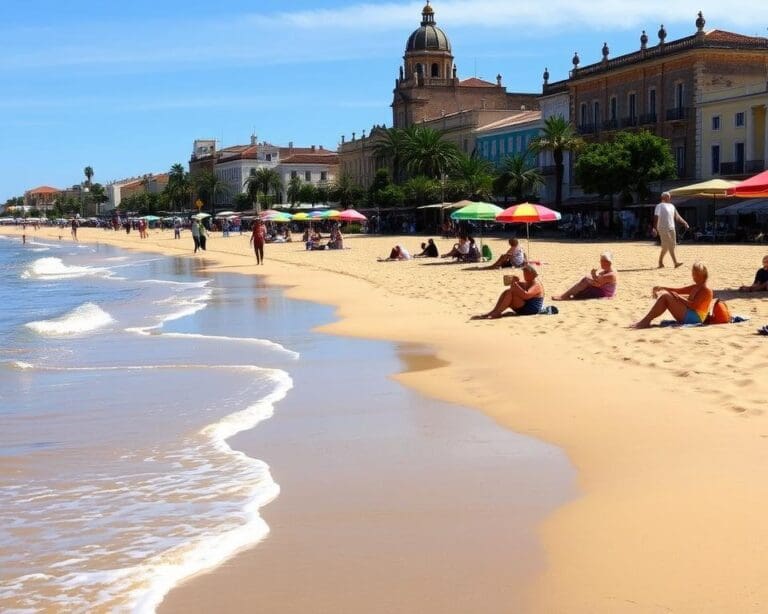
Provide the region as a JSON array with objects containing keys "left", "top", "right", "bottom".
[{"left": 5, "top": 226, "right": 768, "bottom": 612}]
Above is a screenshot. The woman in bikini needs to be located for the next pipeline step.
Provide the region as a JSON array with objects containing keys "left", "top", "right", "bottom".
[
  {"left": 472, "top": 264, "right": 544, "bottom": 319},
  {"left": 632, "top": 261, "right": 712, "bottom": 329}
]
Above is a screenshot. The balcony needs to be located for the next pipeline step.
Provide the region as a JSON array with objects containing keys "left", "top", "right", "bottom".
[
  {"left": 720, "top": 161, "right": 745, "bottom": 175},
  {"left": 665, "top": 107, "right": 690, "bottom": 121},
  {"left": 578, "top": 123, "right": 598, "bottom": 135},
  {"left": 639, "top": 113, "right": 658, "bottom": 125},
  {"left": 745, "top": 160, "right": 765, "bottom": 173},
  {"left": 620, "top": 116, "right": 639, "bottom": 128},
  {"left": 602, "top": 118, "right": 618, "bottom": 131}
]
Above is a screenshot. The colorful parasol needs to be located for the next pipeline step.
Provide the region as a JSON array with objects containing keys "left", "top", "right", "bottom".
[
  {"left": 337, "top": 209, "right": 367, "bottom": 222},
  {"left": 495, "top": 202, "right": 561, "bottom": 254},
  {"left": 727, "top": 169, "right": 768, "bottom": 198}
]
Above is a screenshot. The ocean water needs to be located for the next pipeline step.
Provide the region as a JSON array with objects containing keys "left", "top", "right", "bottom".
[{"left": 0, "top": 236, "right": 304, "bottom": 612}]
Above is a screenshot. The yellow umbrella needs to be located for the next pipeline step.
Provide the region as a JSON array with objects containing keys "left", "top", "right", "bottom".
[{"left": 669, "top": 179, "right": 739, "bottom": 240}]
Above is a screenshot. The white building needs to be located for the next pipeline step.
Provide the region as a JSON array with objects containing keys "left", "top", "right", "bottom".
[
  {"left": 537, "top": 72, "right": 572, "bottom": 204},
  {"left": 205, "top": 135, "right": 338, "bottom": 204}
]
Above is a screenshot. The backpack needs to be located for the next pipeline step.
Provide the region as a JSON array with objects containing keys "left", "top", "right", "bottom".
[{"left": 706, "top": 299, "right": 731, "bottom": 325}]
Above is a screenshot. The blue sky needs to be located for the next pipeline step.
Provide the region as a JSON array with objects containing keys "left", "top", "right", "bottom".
[{"left": 2, "top": 0, "right": 767, "bottom": 202}]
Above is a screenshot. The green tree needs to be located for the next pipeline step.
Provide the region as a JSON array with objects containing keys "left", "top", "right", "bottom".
[
  {"left": 368, "top": 169, "right": 393, "bottom": 207},
  {"left": 298, "top": 183, "right": 317, "bottom": 205},
  {"left": 287, "top": 175, "right": 302, "bottom": 206},
  {"left": 244, "top": 167, "right": 282, "bottom": 211},
  {"left": 89, "top": 183, "right": 109, "bottom": 212},
  {"left": 403, "top": 175, "right": 440, "bottom": 207},
  {"left": 494, "top": 154, "right": 544, "bottom": 203},
  {"left": 166, "top": 163, "right": 191, "bottom": 212},
  {"left": 194, "top": 171, "right": 231, "bottom": 214},
  {"left": 375, "top": 184, "right": 405, "bottom": 208},
  {"left": 83, "top": 166, "right": 94, "bottom": 186},
  {"left": 372, "top": 127, "right": 406, "bottom": 180},
  {"left": 330, "top": 174, "right": 364, "bottom": 208},
  {"left": 529, "top": 115, "right": 583, "bottom": 206},
  {"left": 315, "top": 184, "right": 330, "bottom": 205},
  {"left": 233, "top": 193, "right": 251, "bottom": 211},
  {"left": 401, "top": 126, "right": 460, "bottom": 179},
  {"left": 575, "top": 130, "right": 677, "bottom": 202},
  {"left": 450, "top": 153, "right": 494, "bottom": 201}
]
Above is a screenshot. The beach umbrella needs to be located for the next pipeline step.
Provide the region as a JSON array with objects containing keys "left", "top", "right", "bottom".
[
  {"left": 727, "top": 169, "right": 768, "bottom": 198},
  {"left": 495, "top": 202, "right": 562, "bottom": 254},
  {"left": 291, "top": 212, "right": 311, "bottom": 221},
  {"left": 262, "top": 211, "right": 292, "bottom": 223},
  {"left": 337, "top": 208, "right": 367, "bottom": 222},
  {"left": 450, "top": 202, "right": 503, "bottom": 251},
  {"left": 669, "top": 179, "right": 739, "bottom": 240},
  {"left": 191, "top": 213, "right": 211, "bottom": 220},
  {"left": 141, "top": 215, "right": 160, "bottom": 221},
  {"left": 214, "top": 210, "right": 237, "bottom": 218},
  {"left": 320, "top": 209, "right": 341, "bottom": 219}
]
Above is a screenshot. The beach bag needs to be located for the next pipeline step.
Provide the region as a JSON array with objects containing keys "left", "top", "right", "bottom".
[
  {"left": 706, "top": 299, "right": 731, "bottom": 325},
  {"left": 481, "top": 244, "right": 492, "bottom": 261}
]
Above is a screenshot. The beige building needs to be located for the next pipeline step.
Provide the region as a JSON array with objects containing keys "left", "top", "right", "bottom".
[
  {"left": 24, "top": 186, "right": 61, "bottom": 213},
  {"left": 339, "top": 2, "right": 538, "bottom": 189},
  {"left": 698, "top": 82, "right": 767, "bottom": 179}
]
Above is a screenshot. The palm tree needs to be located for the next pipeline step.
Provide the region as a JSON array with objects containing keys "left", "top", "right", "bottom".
[
  {"left": 244, "top": 167, "right": 282, "bottom": 211},
  {"left": 286, "top": 176, "right": 302, "bottom": 207},
  {"left": 194, "top": 171, "right": 231, "bottom": 214},
  {"left": 243, "top": 169, "right": 262, "bottom": 211},
  {"left": 529, "top": 115, "right": 583, "bottom": 206},
  {"left": 494, "top": 154, "right": 545, "bottom": 203},
  {"left": 166, "top": 163, "right": 191, "bottom": 212},
  {"left": 330, "top": 174, "right": 362, "bottom": 208},
  {"left": 403, "top": 175, "right": 440, "bottom": 207},
  {"left": 83, "top": 166, "right": 94, "bottom": 186},
  {"left": 400, "top": 126, "right": 460, "bottom": 180},
  {"left": 372, "top": 127, "right": 406, "bottom": 181},
  {"left": 451, "top": 153, "right": 495, "bottom": 201}
]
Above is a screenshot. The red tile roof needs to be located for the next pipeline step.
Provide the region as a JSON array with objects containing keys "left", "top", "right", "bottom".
[
  {"left": 459, "top": 77, "right": 497, "bottom": 88},
  {"left": 281, "top": 154, "right": 339, "bottom": 165},
  {"left": 27, "top": 186, "right": 60, "bottom": 194},
  {"left": 705, "top": 29, "right": 768, "bottom": 44}
]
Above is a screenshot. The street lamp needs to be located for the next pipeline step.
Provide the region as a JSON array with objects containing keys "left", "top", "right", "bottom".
[{"left": 79, "top": 184, "right": 89, "bottom": 218}]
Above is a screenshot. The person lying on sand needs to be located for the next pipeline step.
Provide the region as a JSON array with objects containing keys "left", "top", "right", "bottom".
[
  {"left": 441, "top": 235, "right": 470, "bottom": 259},
  {"left": 480, "top": 238, "right": 526, "bottom": 270},
  {"left": 378, "top": 245, "right": 412, "bottom": 261},
  {"left": 414, "top": 239, "right": 439, "bottom": 258},
  {"left": 632, "top": 261, "right": 712, "bottom": 329},
  {"left": 738, "top": 255, "right": 768, "bottom": 292},
  {"left": 472, "top": 264, "right": 544, "bottom": 319},
  {"left": 553, "top": 252, "right": 617, "bottom": 300}
]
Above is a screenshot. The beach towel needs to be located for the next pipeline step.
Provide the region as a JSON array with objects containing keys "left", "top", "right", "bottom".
[{"left": 660, "top": 315, "right": 750, "bottom": 328}]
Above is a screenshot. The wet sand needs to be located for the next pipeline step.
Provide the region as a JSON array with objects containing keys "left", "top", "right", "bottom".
[{"left": 5, "top": 225, "right": 768, "bottom": 612}]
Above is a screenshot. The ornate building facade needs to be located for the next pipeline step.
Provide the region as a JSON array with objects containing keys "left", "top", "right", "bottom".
[
  {"left": 543, "top": 12, "right": 768, "bottom": 186},
  {"left": 340, "top": 2, "right": 538, "bottom": 189}
]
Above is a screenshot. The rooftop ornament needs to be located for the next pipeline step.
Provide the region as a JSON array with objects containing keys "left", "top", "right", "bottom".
[
  {"left": 696, "top": 11, "right": 706, "bottom": 33},
  {"left": 602, "top": 42, "right": 610, "bottom": 61},
  {"left": 658, "top": 24, "right": 667, "bottom": 45},
  {"left": 640, "top": 30, "right": 648, "bottom": 50},
  {"left": 543, "top": 67, "right": 550, "bottom": 84}
]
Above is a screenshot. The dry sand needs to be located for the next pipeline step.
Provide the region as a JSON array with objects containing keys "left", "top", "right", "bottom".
[{"left": 7, "top": 225, "right": 768, "bottom": 613}]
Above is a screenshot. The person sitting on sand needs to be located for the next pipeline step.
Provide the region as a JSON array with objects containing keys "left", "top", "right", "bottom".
[
  {"left": 327, "top": 227, "right": 344, "bottom": 250},
  {"left": 738, "top": 255, "right": 768, "bottom": 292},
  {"left": 441, "top": 235, "right": 470, "bottom": 259},
  {"left": 414, "top": 239, "right": 439, "bottom": 258},
  {"left": 481, "top": 238, "right": 526, "bottom": 269},
  {"left": 464, "top": 237, "right": 481, "bottom": 262},
  {"left": 306, "top": 229, "right": 323, "bottom": 250},
  {"left": 472, "top": 264, "right": 544, "bottom": 319},
  {"left": 632, "top": 261, "right": 713, "bottom": 329},
  {"left": 379, "top": 245, "right": 411, "bottom": 261},
  {"left": 552, "top": 252, "right": 617, "bottom": 300}
]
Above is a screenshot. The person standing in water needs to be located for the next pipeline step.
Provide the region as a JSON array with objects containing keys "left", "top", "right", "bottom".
[
  {"left": 70, "top": 218, "right": 78, "bottom": 241},
  {"left": 250, "top": 219, "right": 266, "bottom": 265},
  {"left": 190, "top": 218, "right": 201, "bottom": 253}
]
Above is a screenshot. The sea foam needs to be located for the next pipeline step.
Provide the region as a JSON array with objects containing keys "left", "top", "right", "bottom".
[
  {"left": 21, "top": 257, "right": 107, "bottom": 280},
  {"left": 25, "top": 303, "right": 114, "bottom": 336}
]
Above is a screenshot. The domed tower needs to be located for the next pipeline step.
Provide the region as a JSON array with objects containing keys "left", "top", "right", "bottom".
[{"left": 402, "top": 1, "right": 454, "bottom": 83}]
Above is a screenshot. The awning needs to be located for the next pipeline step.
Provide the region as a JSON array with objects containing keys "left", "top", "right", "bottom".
[{"left": 716, "top": 199, "right": 768, "bottom": 216}]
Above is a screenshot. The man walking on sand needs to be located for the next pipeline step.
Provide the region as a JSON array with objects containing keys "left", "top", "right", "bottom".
[{"left": 654, "top": 192, "right": 689, "bottom": 268}]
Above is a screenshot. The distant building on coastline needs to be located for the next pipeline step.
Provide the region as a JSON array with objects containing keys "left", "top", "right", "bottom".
[
  {"left": 103, "top": 174, "right": 169, "bottom": 211},
  {"left": 24, "top": 186, "right": 61, "bottom": 213},
  {"left": 542, "top": 12, "right": 768, "bottom": 201},
  {"left": 190, "top": 134, "right": 338, "bottom": 205},
  {"left": 339, "top": 2, "right": 538, "bottom": 189}
]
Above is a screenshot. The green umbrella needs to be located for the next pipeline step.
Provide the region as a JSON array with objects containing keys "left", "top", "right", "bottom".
[{"left": 450, "top": 202, "right": 504, "bottom": 253}]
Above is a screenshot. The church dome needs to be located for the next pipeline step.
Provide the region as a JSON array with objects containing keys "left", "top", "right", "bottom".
[{"left": 405, "top": 2, "right": 451, "bottom": 53}]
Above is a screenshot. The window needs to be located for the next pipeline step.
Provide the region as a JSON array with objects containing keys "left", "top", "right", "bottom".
[
  {"left": 675, "top": 146, "right": 686, "bottom": 175},
  {"left": 648, "top": 88, "right": 657, "bottom": 116},
  {"left": 491, "top": 141, "right": 497, "bottom": 158},
  {"left": 712, "top": 115, "right": 721, "bottom": 131},
  {"left": 580, "top": 103, "right": 588, "bottom": 126},
  {"left": 610, "top": 97, "right": 617, "bottom": 121},
  {"left": 628, "top": 93, "right": 637, "bottom": 120},
  {"left": 735, "top": 112, "right": 745, "bottom": 127},
  {"left": 320, "top": 171, "right": 327, "bottom": 182},
  {"left": 735, "top": 142, "right": 745, "bottom": 168},
  {"left": 675, "top": 83, "right": 684, "bottom": 109},
  {"left": 431, "top": 63, "right": 439, "bottom": 78},
  {"left": 593, "top": 101, "right": 600, "bottom": 124},
  {"left": 290, "top": 171, "right": 297, "bottom": 179},
  {"left": 517, "top": 135, "right": 523, "bottom": 151},
  {"left": 711, "top": 145, "right": 720, "bottom": 175},
  {"left": 508, "top": 137, "right": 514, "bottom": 152},
  {"left": 305, "top": 171, "right": 311, "bottom": 182},
  {"left": 265, "top": 153, "right": 272, "bottom": 162}
]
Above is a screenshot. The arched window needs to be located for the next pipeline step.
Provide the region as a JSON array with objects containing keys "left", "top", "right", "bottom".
[
  {"left": 416, "top": 63, "right": 423, "bottom": 76},
  {"left": 431, "top": 63, "right": 439, "bottom": 77}
]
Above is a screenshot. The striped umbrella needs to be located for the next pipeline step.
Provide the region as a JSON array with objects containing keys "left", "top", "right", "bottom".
[
  {"left": 291, "top": 212, "right": 311, "bottom": 221},
  {"left": 260, "top": 210, "right": 292, "bottom": 223},
  {"left": 495, "top": 202, "right": 561, "bottom": 254}
]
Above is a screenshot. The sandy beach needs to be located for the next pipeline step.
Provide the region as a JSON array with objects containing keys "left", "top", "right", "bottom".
[{"left": 6, "top": 224, "right": 768, "bottom": 612}]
